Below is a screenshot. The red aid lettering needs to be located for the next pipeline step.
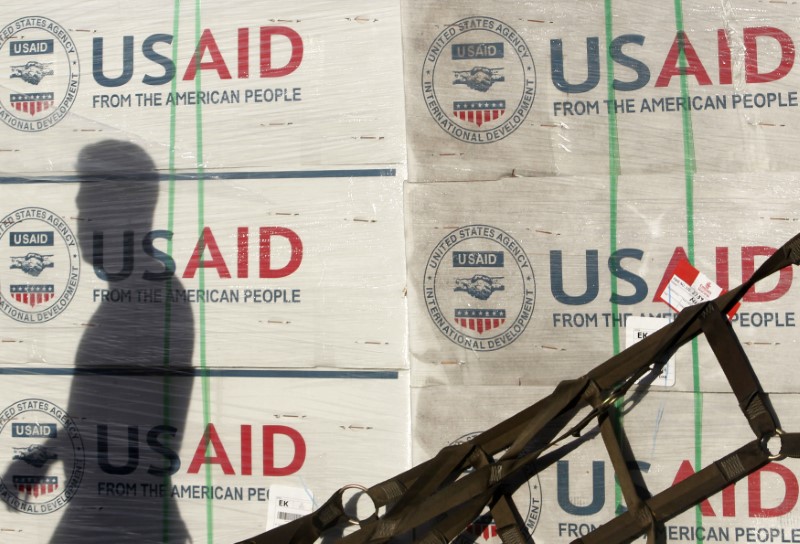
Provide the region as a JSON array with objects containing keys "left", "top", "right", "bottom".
[
  {"left": 241, "top": 425, "right": 252, "bottom": 476},
  {"left": 238, "top": 227, "right": 249, "bottom": 278},
  {"left": 652, "top": 247, "right": 690, "bottom": 303},
  {"left": 263, "top": 425, "right": 306, "bottom": 476},
  {"left": 718, "top": 29, "right": 733, "bottom": 85},
  {"left": 744, "top": 27, "right": 795, "bottom": 84},
  {"left": 260, "top": 26, "right": 303, "bottom": 77},
  {"left": 655, "top": 31, "right": 712, "bottom": 87},
  {"left": 749, "top": 463, "right": 799, "bottom": 517},
  {"left": 188, "top": 423, "right": 236, "bottom": 475},
  {"left": 742, "top": 246, "right": 792, "bottom": 302},
  {"left": 716, "top": 247, "right": 730, "bottom": 291},
  {"left": 183, "top": 226, "right": 232, "bottom": 279},
  {"left": 260, "top": 227, "right": 303, "bottom": 278},
  {"left": 238, "top": 28, "right": 250, "bottom": 79},
  {"left": 183, "top": 29, "right": 233, "bottom": 80}
]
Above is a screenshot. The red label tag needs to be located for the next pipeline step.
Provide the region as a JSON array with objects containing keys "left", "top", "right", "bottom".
[{"left": 656, "top": 259, "right": 740, "bottom": 317}]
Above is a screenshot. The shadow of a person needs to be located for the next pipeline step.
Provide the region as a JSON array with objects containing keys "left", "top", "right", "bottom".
[{"left": 3, "top": 140, "right": 196, "bottom": 542}]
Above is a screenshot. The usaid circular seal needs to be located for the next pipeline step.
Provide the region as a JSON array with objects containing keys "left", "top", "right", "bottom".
[
  {"left": 422, "top": 17, "right": 535, "bottom": 144},
  {"left": 450, "top": 432, "right": 542, "bottom": 542},
  {"left": 424, "top": 225, "right": 534, "bottom": 351},
  {"left": 0, "top": 16, "right": 80, "bottom": 131},
  {"left": 0, "top": 399, "right": 85, "bottom": 514},
  {"left": 0, "top": 207, "right": 80, "bottom": 323}
]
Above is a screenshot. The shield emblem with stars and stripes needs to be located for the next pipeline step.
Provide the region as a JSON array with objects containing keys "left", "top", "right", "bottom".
[
  {"left": 454, "top": 308, "right": 506, "bottom": 334},
  {"left": 453, "top": 100, "right": 506, "bottom": 127},
  {"left": 10, "top": 93, "right": 55, "bottom": 117},
  {"left": 13, "top": 475, "right": 59, "bottom": 498},
  {"left": 10, "top": 284, "right": 55, "bottom": 308}
]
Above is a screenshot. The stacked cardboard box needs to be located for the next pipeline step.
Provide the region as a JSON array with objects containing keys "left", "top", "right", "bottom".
[
  {"left": 0, "top": 2, "right": 408, "bottom": 542},
  {"left": 3, "top": 0, "right": 800, "bottom": 542},
  {"left": 404, "top": 0, "right": 800, "bottom": 541}
]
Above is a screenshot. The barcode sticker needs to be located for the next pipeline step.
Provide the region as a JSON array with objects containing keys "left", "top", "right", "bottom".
[
  {"left": 266, "top": 484, "right": 315, "bottom": 530},
  {"left": 278, "top": 511, "right": 305, "bottom": 521}
]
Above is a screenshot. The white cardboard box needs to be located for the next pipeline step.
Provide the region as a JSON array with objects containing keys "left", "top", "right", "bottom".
[
  {"left": 407, "top": 173, "right": 800, "bottom": 392},
  {"left": 0, "top": 371, "right": 409, "bottom": 543},
  {"left": 0, "top": 172, "right": 407, "bottom": 370},
  {"left": 403, "top": 0, "right": 800, "bottom": 181},
  {"left": 413, "top": 385, "right": 800, "bottom": 543}
]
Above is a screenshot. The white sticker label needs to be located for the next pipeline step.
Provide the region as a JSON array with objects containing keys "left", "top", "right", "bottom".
[
  {"left": 626, "top": 316, "right": 675, "bottom": 387},
  {"left": 266, "top": 484, "right": 315, "bottom": 530}
]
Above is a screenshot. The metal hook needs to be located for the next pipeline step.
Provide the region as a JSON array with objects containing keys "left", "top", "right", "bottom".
[
  {"left": 761, "top": 428, "right": 786, "bottom": 461},
  {"left": 338, "top": 484, "right": 377, "bottom": 526}
]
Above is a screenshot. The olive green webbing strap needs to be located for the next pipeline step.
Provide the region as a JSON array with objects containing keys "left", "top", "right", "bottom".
[
  {"left": 574, "top": 234, "right": 800, "bottom": 542},
  {"left": 237, "top": 234, "right": 800, "bottom": 544},
  {"left": 575, "top": 235, "right": 800, "bottom": 542}
]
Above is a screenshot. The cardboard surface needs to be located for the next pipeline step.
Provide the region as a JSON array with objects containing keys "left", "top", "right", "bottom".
[
  {"left": 1, "top": 1, "right": 406, "bottom": 175},
  {"left": 413, "top": 385, "right": 800, "bottom": 543},
  {"left": 407, "top": 173, "right": 800, "bottom": 392},
  {"left": 0, "top": 372, "right": 409, "bottom": 543},
  {"left": 0, "top": 173, "right": 406, "bottom": 370},
  {"left": 403, "top": 0, "right": 800, "bottom": 182},
  {"left": 0, "top": 2, "right": 410, "bottom": 541},
  {"left": 4, "top": 0, "right": 800, "bottom": 542}
]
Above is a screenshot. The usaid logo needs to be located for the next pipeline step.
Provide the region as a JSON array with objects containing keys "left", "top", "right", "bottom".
[
  {"left": 0, "top": 207, "right": 80, "bottom": 323},
  {"left": 0, "top": 399, "right": 85, "bottom": 514},
  {"left": 424, "top": 225, "right": 535, "bottom": 351},
  {"left": 0, "top": 17, "right": 80, "bottom": 131},
  {"left": 422, "top": 17, "right": 536, "bottom": 144}
]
